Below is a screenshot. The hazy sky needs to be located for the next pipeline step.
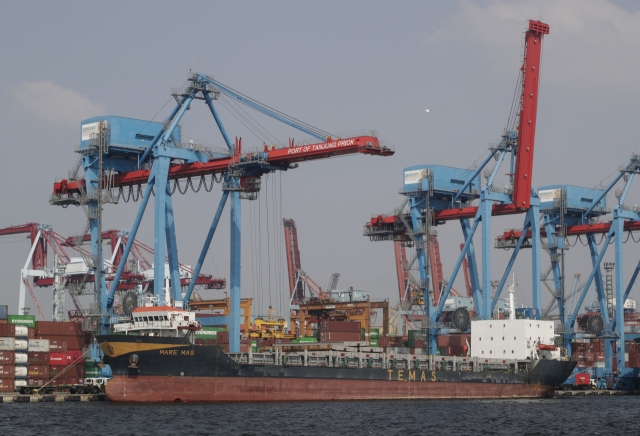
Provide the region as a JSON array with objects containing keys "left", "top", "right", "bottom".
[{"left": 1, "top": 0, "right": 640, "bottom": 321}]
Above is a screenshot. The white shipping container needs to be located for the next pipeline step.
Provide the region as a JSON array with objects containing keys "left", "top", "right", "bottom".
[
  {"left": 0, "top": 337, "right": 16, "bottom": 351},
  {"left": 14, "top": 366, "right": 27, "bottom": 377},
  {"left": 28, "top": 339, "right": 50, "bottom": 352},
  {"left": 14, "top": 326, "right": 28, "bottom": 337},
  {"left": 14, "top": 340, "right": 28, "bottom": 351},
  {"left": 14, "top": 379, "right": 27, "bottom": 387},
  {"left": 14, "top": 353, "right": 27, "bottom": 364}
]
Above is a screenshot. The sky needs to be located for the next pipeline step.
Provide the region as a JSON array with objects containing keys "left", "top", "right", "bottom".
[{"left": 1, "top": 0, "right": 640, "bottom": 323}]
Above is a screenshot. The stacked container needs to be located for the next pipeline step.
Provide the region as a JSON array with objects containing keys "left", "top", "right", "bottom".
[
  {"left": 36, "top": 321, "right": 88, "bottom": 385},
  {"left": 370, "top": 328, "right": 380, "bottom": 347},
  {"left": 318, "top": 321, "right": 361, "bottom": 342},
  {"left": 0, "top": 320, "right": 30, "bottom": 392},
  {"left": 0, "top": 321, "right": 17, "bottom": 392}
]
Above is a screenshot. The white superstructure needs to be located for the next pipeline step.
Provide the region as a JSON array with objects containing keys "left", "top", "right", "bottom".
[
  {"left": 470, "top": 319, "right": 558, "bottom": 360},
  {"left": 112, "top": 306, "right": 200, "bottom": 337}
]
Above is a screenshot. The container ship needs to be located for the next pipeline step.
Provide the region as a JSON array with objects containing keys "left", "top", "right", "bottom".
[{"left": 99, "top": 306, "right": 576, "bottom": 403}]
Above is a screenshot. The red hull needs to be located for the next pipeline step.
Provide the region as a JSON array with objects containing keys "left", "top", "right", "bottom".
[{"left": 106, "top": 375, "right": 554, "bottom": 402}]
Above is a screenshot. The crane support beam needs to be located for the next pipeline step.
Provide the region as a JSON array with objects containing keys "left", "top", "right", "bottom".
[{"left": 184, "top": 190, "right": 230, "bottom": 303}]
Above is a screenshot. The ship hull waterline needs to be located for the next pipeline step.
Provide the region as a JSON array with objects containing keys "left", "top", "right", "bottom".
[{"left": 105, "top": 374, "right": 555, "bottom": 403}]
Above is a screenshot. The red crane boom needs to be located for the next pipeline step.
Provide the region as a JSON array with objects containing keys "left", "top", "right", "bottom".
[
  {"left": 52, "top": 135, "right": 393, "bottom": 196},
  {"left": 512, "top": 20, "right": 550, "bottom": 209}
]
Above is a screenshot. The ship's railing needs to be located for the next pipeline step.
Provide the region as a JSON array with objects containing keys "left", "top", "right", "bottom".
[{"left": 225, "top": 347, "right": 532, "bottom": 373}]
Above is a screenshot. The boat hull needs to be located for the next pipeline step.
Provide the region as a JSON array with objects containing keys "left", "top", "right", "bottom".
[
  {"left": 99, "top": 335, "right": 576, "bottom": 402},
  {"left": 105, "top": 374, "right": 554, "bottom": 402}
]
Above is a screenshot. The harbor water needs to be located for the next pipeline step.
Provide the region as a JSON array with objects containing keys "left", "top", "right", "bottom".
[{"left": 0, "top": 396, "right": 639, "bottom": 435}]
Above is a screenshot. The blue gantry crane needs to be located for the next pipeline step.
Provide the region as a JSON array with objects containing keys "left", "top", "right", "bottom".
[
  {"left": 364, "top": 20, "right": 550, "bottom": 354},
  {"left": 499, "top": 155, "right": 640, "bottom": 377},
  {"left": 51, "top": 73, "right": 394, "bottom": 351}
]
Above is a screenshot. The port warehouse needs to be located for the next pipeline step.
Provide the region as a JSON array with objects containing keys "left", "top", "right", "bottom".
[{"left": 0, "top": 18, "right": 639, "bottom": 394}]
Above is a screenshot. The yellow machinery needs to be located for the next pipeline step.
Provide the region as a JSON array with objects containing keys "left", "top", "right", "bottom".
[{"left": 250, "top": 318, "right": 296, "bottom": 340}]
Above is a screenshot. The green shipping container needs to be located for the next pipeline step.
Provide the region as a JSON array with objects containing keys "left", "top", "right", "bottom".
[
  {"left": 203, "top": 326, "right": 227, "bottom": 332},
  {"left": 299, "top": 337, "right": 318, "bottom": 343},
  {"left": 437, "top": 347, "right": 446, "bottom": 356},
  {"left": 85, "top": 367, "right": 100, "bottom": 376},
  {"left": 7, "top": 315, "right": 36, "bottom": 329},
  {"left": 370, "top": 339, "right": 379, "bottom": 347}
]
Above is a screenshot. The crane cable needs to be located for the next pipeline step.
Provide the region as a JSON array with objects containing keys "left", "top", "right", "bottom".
[
  {"left": 265, "top": 174, "right": 273, "bottom": 309},
  {"left": 220, "top": 94, "right": 281, "bottom": 146},
  {"left": 212, "top": 78, "right": 334, "bottom": 140},
  {"left": 218, "top": 95, "right": 275, "bottom": 145}
]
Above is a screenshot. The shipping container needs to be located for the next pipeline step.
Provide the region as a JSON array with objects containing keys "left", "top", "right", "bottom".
[
  {"left": 27, "top": 365, "right": 49, "bottom": 378},
  {"left": 318, "top": 331, "right": 361, "bottom": 342},
  {"left": 0, "top": 365, "right": 15, "bottom": 378},
  {"left": 0, "top": 351, "right": 14, "bottom": 364},
  {"left": 319, "top": 321, "right": 361, "bottom": 333},
  {"left": 7, "top": 315, "right": 36, "bottom": 329},
  {"left": 85, "top": 366, "right": 100, "bottom": 377},
  {"left": 46, "top": 339, "right": 68, "bottom": 353},
  {"left": 15, "top": 352, "right": 27, "bottom": 364},
  {"left": 37, "top": 335, "right": 86, "bottom": 350},
  {"left": 575, "top": 373, "right": 590, "bottom": 385},
  {"left": 27, "top": 352, "right": 49, "bottom": 364},
  {"left": 0, "top": 324, "right": 15, "bottom": 337},
  {"left": 35, "top": 321, "right": 84, "bottom": 337},
  {"left": 194, "top": 330, "right": 220, "bottom": 339},
  {"left": 28, "top": 339, "right": 50, "bottom": 352},
  {"left": 47, "top": 377, "right": 83, "bottom": 386},
  {"left": 0, "top": 378, "right": 14, "bottom": 392},
  {"left": 49, "top": 353, "right": 67, "bottom": 366},
  {"left": 377, "top": 336, "right": 390, "bottom": 348},
  {"left": 217, "top": 332, "right": 230, "bottom": 344},
  {"left": 51, "top": 364, "right": 85, "bottom": 378},
  {"left": 15, "top": 339, "right": 28, "bottom": 351},
  {"left": 66, "top": 349, "right": 84, "bottom": 363},
  {"left": 0, "top": 337, "right": 16, "bottom": 351},
  {"left": 14, "top": 326, "right": 28, "bottom": 337},
  {"left": 0, "top": 305, "right": 7, "bottom": 320},
  {"left": 14, "top": 366, "right": 27, "bottom": 377}
]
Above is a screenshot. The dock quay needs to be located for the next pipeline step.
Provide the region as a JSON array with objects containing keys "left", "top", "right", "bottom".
[
  {"left": 556, "top": 390, "right": 640, "bottom": 397},
  {"left": 0, "top": 393, "right": 106, "bottom": 403}
]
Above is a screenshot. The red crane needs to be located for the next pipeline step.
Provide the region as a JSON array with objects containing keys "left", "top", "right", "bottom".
[
  {"left": 366, "top": 20, "right": 549, "bottom": 232},
  {"left": 394, "top": 236, "right": 462, "bottom": 308},
  {"left": 512, "top": 20, "right": 550, "bottom": 209},
  {"left": 283, "top": 218, "right": 305, "bottom": 304}
]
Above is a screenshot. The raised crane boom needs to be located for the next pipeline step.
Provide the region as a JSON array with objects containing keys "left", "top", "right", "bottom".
[{"left": 512, "top": 20, "right": 550, "bottom": 209}]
